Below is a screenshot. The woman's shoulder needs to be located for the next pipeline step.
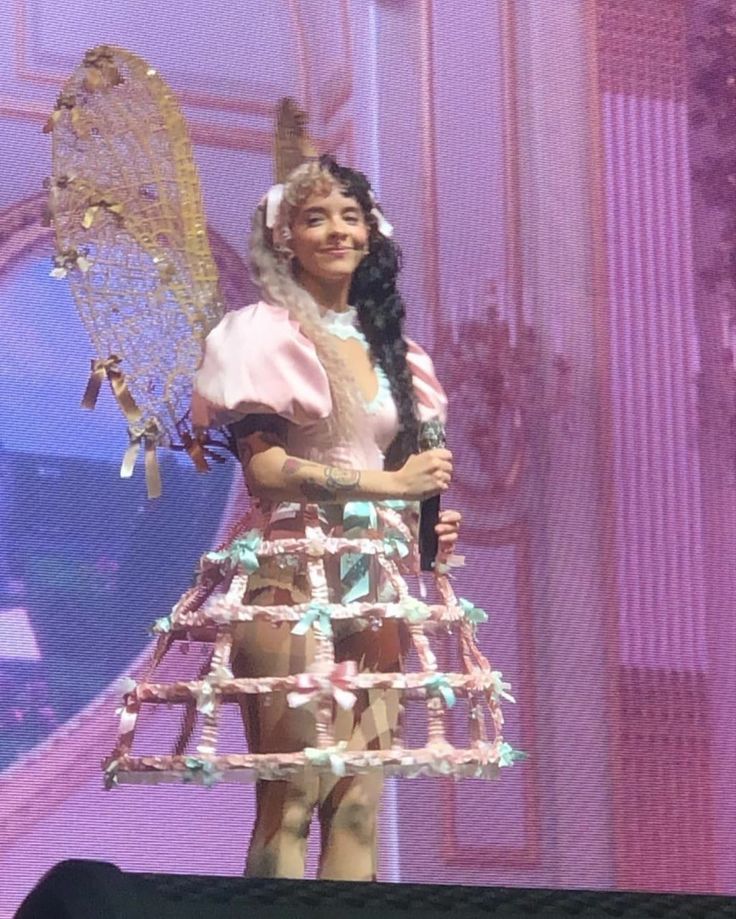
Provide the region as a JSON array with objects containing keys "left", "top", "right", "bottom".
[
  {"left": 211, "top": 300, "right": 301, "bottom": 338},
  {"left": 192, "top": 301, "right": 332, "bottom": 428},
  {"left": 404, "top": 336, "right": 448, "bottom": 424}
]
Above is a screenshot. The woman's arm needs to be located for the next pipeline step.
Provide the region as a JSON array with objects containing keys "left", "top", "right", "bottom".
[{"left": 231, "top": 416, "right": 452, "bottom": 504}]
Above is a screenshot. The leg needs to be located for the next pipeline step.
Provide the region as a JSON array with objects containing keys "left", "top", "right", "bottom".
[
  {"left": 317, "top": 622, "right": 403, "bottom": 881},
  {"left": 233, "top": 614, "right": 319, "bottom": 878}
]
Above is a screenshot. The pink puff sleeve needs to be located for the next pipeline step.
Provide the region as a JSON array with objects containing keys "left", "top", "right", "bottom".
[
  {"left": 405, "top": 338, "right": 448, "bottom": 424},
  {"left": 191, "top": 301, "right": 332, "bottom": 428}
]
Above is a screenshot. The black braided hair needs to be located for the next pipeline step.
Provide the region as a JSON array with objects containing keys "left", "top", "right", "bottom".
[{"left": 319, "top": 155, "right": 420, "bottom": 469}]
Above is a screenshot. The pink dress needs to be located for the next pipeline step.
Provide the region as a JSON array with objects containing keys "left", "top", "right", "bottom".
[{"left": 104, "top": 302, "right": 520, "bottom": 787}]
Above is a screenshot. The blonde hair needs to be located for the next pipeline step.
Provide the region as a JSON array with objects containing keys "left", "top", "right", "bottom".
[{"left": 248, "top": 163, "right": 360, "bottom": 441}]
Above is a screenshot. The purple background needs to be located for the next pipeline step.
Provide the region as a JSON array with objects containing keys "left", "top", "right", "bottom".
[{"left": 0, "top": 0, "right": 734, "bottom": 914}]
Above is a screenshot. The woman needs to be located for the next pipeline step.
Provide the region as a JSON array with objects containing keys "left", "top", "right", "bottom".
[{"left": 192, "top": 155, "right": 461, "bottom": 880}]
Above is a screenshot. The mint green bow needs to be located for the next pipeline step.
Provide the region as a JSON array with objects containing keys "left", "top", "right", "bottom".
[
  {"left": 383, "top": 532, "right": 409, "bottom": 559},
  {"left": 292, "top": 603, "right": 333, "bottom": 637},
  {"left": 424, "top": 673, "right": 456, "bottom": 708},
  {"left": 497, "top": 742, "right": 527, "bottom": 768},
  {"left": 151, "top": 614, "right": 172, "bottom": 634},
  {"left": 459, "top": 597, "right": 488, "bottom": 624},
  {"left": 183, "top": 756, "right": 223, "bottom": 787},
  {"left": 401, "top": 598, "right": 431, "bottom": 622},
  {"left": 204, "top": 529, "right": 261, "bottom": 574}
]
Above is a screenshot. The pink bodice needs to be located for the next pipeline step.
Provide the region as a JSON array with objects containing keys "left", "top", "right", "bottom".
[{"left": 192, "top": 301, "right": 447, "bottom": 473}]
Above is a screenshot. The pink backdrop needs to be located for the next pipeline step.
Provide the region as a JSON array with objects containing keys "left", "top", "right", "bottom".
[{"left": 0, "top": 0, "right": 734, "bottom": 914}]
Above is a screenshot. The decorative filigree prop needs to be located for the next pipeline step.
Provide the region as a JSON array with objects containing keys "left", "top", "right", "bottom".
[{"left": 45, "top": 44, "right": 225, "bottom": 497}]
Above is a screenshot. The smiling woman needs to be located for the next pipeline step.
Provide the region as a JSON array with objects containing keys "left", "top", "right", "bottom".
[{"left": 104, "top": 150, "right": 519, "bottom": 883}]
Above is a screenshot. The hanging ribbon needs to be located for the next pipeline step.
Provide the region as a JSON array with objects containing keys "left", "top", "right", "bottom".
[
  {"left": 340, "top": 501, "right": 378, "bottom": 604},
  {"left": 180, "top": 431, "right": 210, "bottom": 473},
  {"left": 81, "top": 354, "right": 142, "bottom": 425},
  {"left": 291, "top": 602, "right": 333, "bottom": 637},
  {"left": 120, "top": 418, "right": 163, "bottom": 499},
  {"left": 287, "top": 661, "right": 358, "bottom": 711}
]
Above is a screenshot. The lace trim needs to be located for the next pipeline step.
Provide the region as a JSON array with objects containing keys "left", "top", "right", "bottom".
[{"left": 321, "top": 307, "right": 392, "bottom": 413}]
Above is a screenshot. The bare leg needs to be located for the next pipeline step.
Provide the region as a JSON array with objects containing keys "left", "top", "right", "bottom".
[
  {"left": 317, "top": 622, "right": 403, "bottom": 880},
  {"left": 233, "top": 614, "right": 319, "bottom": 879}
]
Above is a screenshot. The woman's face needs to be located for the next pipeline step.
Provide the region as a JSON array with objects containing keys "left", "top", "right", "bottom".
[{"left": 288, "top": 183, "right": 369, "bottom": 284}]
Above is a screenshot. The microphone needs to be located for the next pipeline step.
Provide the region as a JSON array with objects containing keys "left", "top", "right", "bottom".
[{"left": 418, "top": 419, "right": 446, "bottom": 571}]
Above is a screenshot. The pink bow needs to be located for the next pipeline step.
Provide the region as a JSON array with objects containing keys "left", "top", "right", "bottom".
[{"left": 287, "top": 661, "right": 358, "bottom": 711}]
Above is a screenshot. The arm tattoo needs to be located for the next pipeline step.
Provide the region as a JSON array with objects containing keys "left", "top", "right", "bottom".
[
  {"left": 325, "top": 467, "right": 361, "bottom": 490},
  {"left": 280, "top": 458, "right": 361, "bottom": 502}
]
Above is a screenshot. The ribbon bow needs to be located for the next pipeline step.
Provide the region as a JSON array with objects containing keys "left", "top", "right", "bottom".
[
  {"left": 263, "top": 183, "right": 285, "bottom": 229},
  {"left": 304, "top": 741, "right": 348, "bottom": 777},
  {"left": 400, "top": 598, "right": 431, "bottom": 623},
  {"left": 204, "top": 530, "right": 261, "bottom": 575},
  {"left": 383, "top": 532, "right": 409, "bottom": 560},
  {"left": 151, "top": 615, "right": 172, "bottom": 634},
  {"left": 497, "top": 741, "right": 525, "bottom": 768},
  {"left": 424, "top": 673, "right": 456, "bottom": 708},
  {"left": 291, "top": 603, "right": 333, "bottom": 637},
  {"left": 459, "top": 597, "right": 488, "bottom": 625},
  {"left": 120, "top": 418, "right": 164, "bottom": 499},
  {"left": 287, "top": 661, "right": 358, "bottom": 711},
  {"left": 489, "top": 671, "right": 516, "bottom": 704},
  {"left": 81, "top": 354, "right": 142, "bottom": 423},
  {"left": 368, "top": 192, "right": 394, "bottom": 238}
]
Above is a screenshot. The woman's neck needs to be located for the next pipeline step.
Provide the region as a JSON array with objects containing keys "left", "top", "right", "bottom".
[{"left": 297, "top": 271, "right": 352, "bottom": 315}]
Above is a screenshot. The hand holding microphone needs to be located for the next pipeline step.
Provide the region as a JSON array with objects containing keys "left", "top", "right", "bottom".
[{"left": 418, "top": 420, "right": 449, "bottom": 571}]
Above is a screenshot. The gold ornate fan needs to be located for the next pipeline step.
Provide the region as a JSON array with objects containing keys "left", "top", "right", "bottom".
[
  {"left": 46, "top": 45, "right": 224, "bottom": 497},
  {"left": 46, "top": 45, "right": 320, "bottom": 497}
]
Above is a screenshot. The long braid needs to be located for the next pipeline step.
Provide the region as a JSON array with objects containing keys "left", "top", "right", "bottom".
[{"left": 320, "top": 157, "right": 420, "bottom": 469}]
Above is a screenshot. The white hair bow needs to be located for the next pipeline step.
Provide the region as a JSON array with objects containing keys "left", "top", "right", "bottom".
[
  {"left": 369, "top": 191, "right": 394, "bottom": 238},
  {"left": 263, "top": 183, "right": 285, "bottom": 230}
]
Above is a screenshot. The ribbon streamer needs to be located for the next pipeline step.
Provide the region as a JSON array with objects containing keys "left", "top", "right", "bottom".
[
  {"left": 120, "top": 419, "right": 163, "bottom": 499},
  {"left": 341, "top": 501, "right": 379, "bottom": 603},
  {"left": 81, "top": 355, "right": 142, "bottom": 424}
]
